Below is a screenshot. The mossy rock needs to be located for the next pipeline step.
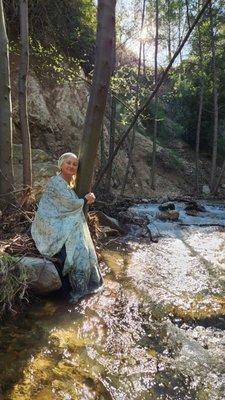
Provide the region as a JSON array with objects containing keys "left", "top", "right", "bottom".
[{"left": 13, "top": 144, "right": 52, "bottom": 163}]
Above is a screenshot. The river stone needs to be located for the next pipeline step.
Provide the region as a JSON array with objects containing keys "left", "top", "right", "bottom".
[
  {"left": 158, "top": 210, "right": 180, "bottom": 221},
  {"left": 158, "top": 202, "right": 175, "bottom": 211},
  {"left": 19, "top": 257, "right": 62, "bottom": 294},
  {"left": 185, "top": 201, "right": 206, "bottom": 213},
  {"left": 93, "top": 211, "right": 124, "bottom": 234},
  {"left": 185, "top": 209, "right": 198, "bottom": 216}
]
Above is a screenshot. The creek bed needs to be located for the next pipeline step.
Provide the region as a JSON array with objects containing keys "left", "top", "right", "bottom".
[{"left": 1, "top": 202, "right": 225, "bottom": 399}]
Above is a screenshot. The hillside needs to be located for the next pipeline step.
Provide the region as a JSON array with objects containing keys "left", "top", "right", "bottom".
[{"left": 10, "top": 54, "right": 222, "bottom": 200}]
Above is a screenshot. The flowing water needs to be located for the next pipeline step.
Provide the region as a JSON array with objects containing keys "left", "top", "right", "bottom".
[{"left": 1, "top": 202, "right": 225, "bottom": 400}]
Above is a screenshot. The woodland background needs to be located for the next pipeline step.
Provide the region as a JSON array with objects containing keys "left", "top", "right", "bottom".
[{"left": 0, "top": 0, "right": 225, "bottom": 202}]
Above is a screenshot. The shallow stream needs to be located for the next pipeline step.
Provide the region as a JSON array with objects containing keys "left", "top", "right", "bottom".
[{"left": 1, "top": 202, "right": 225, "bottom": 400}]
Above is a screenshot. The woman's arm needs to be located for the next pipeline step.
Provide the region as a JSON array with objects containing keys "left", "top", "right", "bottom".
[{"left": 48, "top": 177, "right": 84, "bottom": 211}]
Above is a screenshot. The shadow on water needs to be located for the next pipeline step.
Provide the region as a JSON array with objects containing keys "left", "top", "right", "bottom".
[{"left": 169, "top": 313, "right": 225, "bottom": 331}]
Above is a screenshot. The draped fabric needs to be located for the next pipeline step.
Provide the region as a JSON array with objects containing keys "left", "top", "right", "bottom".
[{"left": 31, "top": 175, "right": 102, "bottom": 301}]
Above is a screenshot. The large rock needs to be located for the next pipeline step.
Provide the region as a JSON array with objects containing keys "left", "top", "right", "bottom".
[
  {"left": 19, "top": 257, "right": 62, "bottom": 294},
  {"left": 185, "top": 201, "right": 206, "bottom": 213},
  {"left": 158, "top": 210, "right": 180, "bottom": 221},
  {"left": 93, "top": 211, "right": 124, "bottom": 234},
  {"left": 158, "top": 202, "right": 175, "bottom": 211},
  {"left": 13, "top": 143, "right": 58, "bottom": 189},
  {"left": 13, "top": 143, "right": 52, "bottom": 163}
]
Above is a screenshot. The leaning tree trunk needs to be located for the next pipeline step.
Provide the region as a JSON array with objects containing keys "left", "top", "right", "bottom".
[
  {"left": 76, "top": 0, "right": 116, "bottom": 198},
  {"left": 0, "top": 0, "right": 14, "bottom": 201},
  {"left": 19, "top": 0, "right": 32, "bottom": 188}
]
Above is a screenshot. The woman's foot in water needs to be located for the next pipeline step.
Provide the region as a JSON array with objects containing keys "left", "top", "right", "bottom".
[{"left": 68, "top": 283, "right": 104, "bottom": 304}]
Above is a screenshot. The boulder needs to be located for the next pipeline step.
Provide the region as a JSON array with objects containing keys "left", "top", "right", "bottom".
[
  {"left": 158, "top": 202, "right": 175, "bottom": 211},
  {"left": 158, "top": 210, "right": 180, "bottom": 221},
  {"left": 93, "top": 211, "right": 124, "bottom": 234},
  {"left": 19, "top": 257, "right": 62, "bottom": 294},
  {"left": 13, "top": 144, "right": 52, "bottom": 163},
  {"left": 185, "top": 201, "right": 206, "bottom": 213}
]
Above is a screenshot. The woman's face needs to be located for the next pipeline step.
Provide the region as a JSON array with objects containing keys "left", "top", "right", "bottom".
[{"left": 61, "top": 156, "right": 78, "bottom": 178}]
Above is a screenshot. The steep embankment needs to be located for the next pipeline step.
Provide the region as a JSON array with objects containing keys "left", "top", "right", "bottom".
[{"left": 10, "top": 55, "right": 219, "bottom": 199}]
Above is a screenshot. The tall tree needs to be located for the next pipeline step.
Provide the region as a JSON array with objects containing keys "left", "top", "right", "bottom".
[
  {"left": 76, "top": 0, "right": 116, "bottom": 198},
  {"left": 94, "top": 0, "right": 212, "bottom": 190},
  {"left": 121, "top": 0, "right": 146, "bottom": 195},
  {"left": 19, "top": 0, "right": 32, "bottom": 188},
  {"left": 195, "top": 1, "right": 204, "bottom": 194},
  {"left": 0, "top": 0, "right": 14, "bottom": 201},
  {"left": 167, "top": 0, "right": 172, "bottom": 61},
  {"left": 150, "top": 0, "right": 159, "bottom": 190},
  {"left": 209, "top": 0, "right": 219, "bottom": 191}
]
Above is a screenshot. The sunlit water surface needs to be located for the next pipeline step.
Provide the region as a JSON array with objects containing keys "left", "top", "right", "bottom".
[{"left": 1, "top": 202, "right": 225, "bottom": 399}]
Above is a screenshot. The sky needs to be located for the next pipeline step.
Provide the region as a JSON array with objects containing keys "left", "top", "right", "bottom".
[{"left": 94, "top": 0, "right": 191, "bottom": 67}]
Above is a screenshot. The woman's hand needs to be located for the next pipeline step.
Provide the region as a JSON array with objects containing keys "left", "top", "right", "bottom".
[{"left": 85, "top": 192, "right": 96, "bottom": 205}]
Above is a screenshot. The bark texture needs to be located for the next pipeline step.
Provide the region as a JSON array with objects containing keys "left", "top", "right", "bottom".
[
  {"left": 19, "top": 0, "right": 32, "bottom": 188},
  {"left": 0, "top": 0, "right": 14, "bottom": 200},
  {"left": 76, "top": 0, "right": 116, "bottom": 198}
]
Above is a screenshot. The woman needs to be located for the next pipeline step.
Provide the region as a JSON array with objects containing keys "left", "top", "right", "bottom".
[{"left": 31, "top": 152, "right": 103, "bottom": 303}]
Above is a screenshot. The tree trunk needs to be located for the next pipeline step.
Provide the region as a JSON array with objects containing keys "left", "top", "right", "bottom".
[
  {"left": 143, "top": 42, "right": 146, "bottom": 77},
  {"left": 106, "top": 29, "right": 116, "bottom": 193},
  {"left": 195, "top": 85, "right": 204, "bottom": 193},
  {"left": 76, "top": 0, "right": 116, "bottom": 198},
  {"left": 100, "top": 125, "right": 106, "bottom": 169},
  {"left": 185, "top": 0, "right": 191, "bottom": 29},
  {"left": 195, "top": 5, "right": 204, "bottom": 194},
  {"left": 121, "top": 0, "right": 146, "bottom": 195},
  {"left": 106, "top": 95, "right": 116, "bottom": 192},
  {"left": 19, "top": 0, "right": 32, "bottom": 188},
  {"left": 93, "top": 0, "right": 212, "bottom": 190},
  {"left": 178, "top": 3, "right": 183, "bottom": 64},
  {"left": 167, "top": 0, "right": 172, "bottom": 62},
  {"left": 209, "top": 1, "right": 218, "bottom": 191},
  {"left": 0, "top": 0, "right": 14, "bottom": 201},
  {"left": 150, "top": 0, "right": 159, "bottom": 190}
]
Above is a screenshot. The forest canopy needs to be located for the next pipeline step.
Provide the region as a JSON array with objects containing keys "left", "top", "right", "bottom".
[{"left": 3, "top": 0, "right": 97, "bottom": 72}]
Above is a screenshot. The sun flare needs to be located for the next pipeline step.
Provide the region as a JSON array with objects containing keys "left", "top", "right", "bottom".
[{"left": 140, "top": 27, "right": 148, "bottom": 41}]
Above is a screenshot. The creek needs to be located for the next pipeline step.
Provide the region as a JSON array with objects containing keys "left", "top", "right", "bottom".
[{"left": 1, "top": 202, "right": 225, "bottom": 399}]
